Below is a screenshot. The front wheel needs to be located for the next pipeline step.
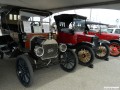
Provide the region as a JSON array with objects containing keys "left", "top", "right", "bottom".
[
  {"left": 16, "top": 54, "right": 33, "bottom": 87},
  {"left": 59, "top": 49, "right": 77, "bottom": 72},
  {"left": 95, "top": 43, "right": 110, "bottom": 59},
  {"left": 109, "top": 42, "right": 120, "bottom": 57},
  {"left": 76, "top": 45, "right": 94, "bottom": 66}
]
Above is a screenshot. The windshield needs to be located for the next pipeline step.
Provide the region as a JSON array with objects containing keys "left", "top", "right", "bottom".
[
  {"left": 70, "top": 18, "right": 86, "bottom": 32},
  {"left": 100, "top": 25, "right": 108, "bottom": 32},
  {"left": 107, "top": 29, "right": 113, "bottom": 33},
  {"left": 20, "top": 11, "right": 50, "bottom": 33},
  {"left": 88, "top": 24, "right": 108, "bottom": 32},
  {"left": 115, "top": 29, "right": 120, "bottom": 34},
  {"left": 87, "top": 24, "right": 100, "bottom": 32}
]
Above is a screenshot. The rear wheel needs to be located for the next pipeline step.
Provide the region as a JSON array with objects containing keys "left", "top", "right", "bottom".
[
  {"left": 76, "top": 45, "right": 94, "bottom": 66},
  {"left": 59, "top": 49, "right": 77, "bottom": 72},
  {"left": 16, "top": 54, "right": 33, "bottom": 87},
  {"left": 95, "top": 43, "right": 109, "bottom": 59},
  {"left": 109, "top": 42, "right": 120, "bottom": 57}
]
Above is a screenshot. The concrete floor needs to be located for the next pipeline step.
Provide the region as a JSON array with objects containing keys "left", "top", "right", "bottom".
[{"left": 0, "top": 56, "right": 120, "bottom": 90}]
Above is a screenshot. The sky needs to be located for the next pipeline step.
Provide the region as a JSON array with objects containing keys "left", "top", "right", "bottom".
[{"left": 51, "top": 8, "right": 120, "bottom": 25}]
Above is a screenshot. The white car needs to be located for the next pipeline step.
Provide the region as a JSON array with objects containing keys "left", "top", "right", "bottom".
[{"left": 107, "top": 28, "right": 120, "bottom": 34}]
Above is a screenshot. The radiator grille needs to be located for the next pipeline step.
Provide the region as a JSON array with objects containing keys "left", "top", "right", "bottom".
[{"left": 41, "top": 44, "right": 58, "bottom": 60}]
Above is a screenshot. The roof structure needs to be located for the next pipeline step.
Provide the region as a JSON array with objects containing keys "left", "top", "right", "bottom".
[{"left": 0, "top": 0, "right": 120, "bottom": 13}]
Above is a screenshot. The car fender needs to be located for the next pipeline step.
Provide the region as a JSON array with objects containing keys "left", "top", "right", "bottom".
[
  {"left": 76, "top": 42, "right": 94, "bottom": 48},
  {"left": 99, "top": 40, "right": 110, "bottom": 45},
  {"left": 110, "top": 40, "right": 120, "bottom": 44}
]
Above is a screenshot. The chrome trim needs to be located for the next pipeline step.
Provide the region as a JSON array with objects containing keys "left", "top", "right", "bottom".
[
  {"left": 34, "top": 46, "right": 44, "bottom": 57},
  {"left": 41, "top": 55, "right": 58, "bottom": 60}
]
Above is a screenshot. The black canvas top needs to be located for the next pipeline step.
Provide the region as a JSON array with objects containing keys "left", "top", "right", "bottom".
[
  {"left": 86, "top": 21, "right": 108, "bottom": 25},
  {"left": 54, "top": 14, "right": 87, "bottom": 31},
  {"left": 54, "top": 14, "right": 87, "bottom": 22},
  {"left": 0, "top": 5, "right": 52, "bottom": 16}
]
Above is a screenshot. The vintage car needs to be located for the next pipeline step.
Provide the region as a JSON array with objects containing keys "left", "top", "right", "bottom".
[
  {"left": 86, "top": 21, "right": 120, "bottom": 57},
  {"left": 0, "top": 6, "right": 78, "bottom": 87},
  {"left": 54, "top": 14, "right": 110, "bottom": 67}
]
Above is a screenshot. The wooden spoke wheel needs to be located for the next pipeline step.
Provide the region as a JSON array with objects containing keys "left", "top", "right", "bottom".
[
  {"left": 76, "top": 45, "right": 94, "bottom": 66},
  {"left": 109, "top": 42, "right": 120, "bottom": 57}
]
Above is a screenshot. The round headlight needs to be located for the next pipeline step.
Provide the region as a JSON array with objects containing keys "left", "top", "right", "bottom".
[
  {"left": 34, "top": 46, "right": 44, "bottom": 57},
  {"left": 59, "top": 44, "right": 67, "bottom": 52}
]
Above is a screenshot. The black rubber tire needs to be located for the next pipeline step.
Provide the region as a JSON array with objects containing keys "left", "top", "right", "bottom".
[
  {"left": 16, "top": 54, "right": 33, "bottom": 87},
  {"left": 76, "top": 45, "right": 95, "bottom": 66},
  {"left": 59, "top": 49, "right": 77, "bottom": 72},
  {"left": 95, "top": 43, "right": 110, "bottom": 59},
  {"left": 109, "top": 42, "right": 120, "bottom": 57}
]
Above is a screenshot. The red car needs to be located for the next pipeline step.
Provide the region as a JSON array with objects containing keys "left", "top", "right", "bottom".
[
  {"left": 86, "top": 21, "right": 120, "bottom": 57},
  {"left": 54, "top": 14, "right": 110, "bottom": 67}
]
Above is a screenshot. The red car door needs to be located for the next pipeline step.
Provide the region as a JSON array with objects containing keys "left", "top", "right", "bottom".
[{"left": 57, "top": 32, "right": 77, "bottom": 44}]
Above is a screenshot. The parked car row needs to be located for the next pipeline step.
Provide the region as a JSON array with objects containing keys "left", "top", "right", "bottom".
[
  {"left": 53, "top": 15, "right": 120, "bottom": 57},
  {"left": 54, "top": 14, "right": 110, "bottom": 65},
  {"left": 0, "top": 5, "right": 119, "bottom": 87},
  {"left": 84, "top": 21, "right": 120, "bottom": 57}
]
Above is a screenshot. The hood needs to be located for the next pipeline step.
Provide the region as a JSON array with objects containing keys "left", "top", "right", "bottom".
[
  {"left": 105, "top": 32, "right": 120, "bottom": 37},
  {"left": 75, "top": 32, "right": 96, "bottom": 38}
]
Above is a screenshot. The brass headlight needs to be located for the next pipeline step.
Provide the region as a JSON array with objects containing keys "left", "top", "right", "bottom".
[
  {"left": 34, "top": 46, "right": 44, "bottom": 57},
  {"left": 59, "top": 44, "right": 67, "bottom": 52}
]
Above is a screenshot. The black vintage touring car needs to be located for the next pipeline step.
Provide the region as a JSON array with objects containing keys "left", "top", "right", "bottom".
[{"left": 0, "top": 6, "right": 77, "bottom": 87}]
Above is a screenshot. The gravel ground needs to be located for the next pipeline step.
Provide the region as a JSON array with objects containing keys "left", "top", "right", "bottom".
[{"left": 0, "top": 56, "right": 120, "bottom": 90}]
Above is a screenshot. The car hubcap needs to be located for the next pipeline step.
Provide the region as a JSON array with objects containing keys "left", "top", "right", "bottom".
[
  {"left": 110, "top": 43, "right": 120, "bottom": 56},
  {"left": 96, "top": 46, "right": 107, "bottom": 57},
  {"left": 60, "top": 52, "right": 75, "bottom": 69},
  {"left": 78, "top": 49, "right": 91, "bottom": 63},
  {"left": 17, "top": 59, "right": 30, "bottom": 86}
]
